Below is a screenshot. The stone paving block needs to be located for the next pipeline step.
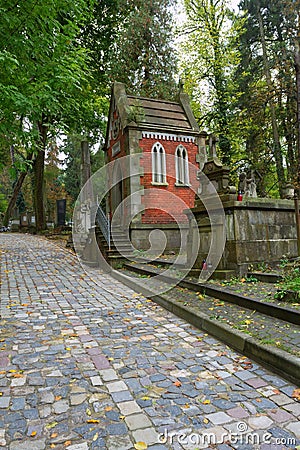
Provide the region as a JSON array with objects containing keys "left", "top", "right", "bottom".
[
  {"left": 282, "top": 402, "right": 300, "bottom": 417},
  {"left": 286, "top": 422, "right": 300, "bottom": 439},
  {"left": 10, "top": 376, "right": 26, "bottom": 387},
  {"left": 90, "top": 376, "right": 103, "bottom": 386},
  {"left": 53, "top": 399, "right": 69, "bottom": 414},
  {"left": 117, "top": 400, "right": 142, "bottom": 416},
  {"left": 125, "top": 413, "right": 152, "bottom": 430},
  {"left": 205, "top": 411, "right": 232, "bottom": 425},
  {"left": 227, "top": 406, "right": 249, "bottom": 419},
  {"left": 0, "top": 397, "right": 10, "bottom": 408},
  {"left": 269, "top": 393, "right": 292, "bottom": 406},
  {"left": 66, "top": 443, "right": 89, "bottom": 450},
  {"left": 106, "top": 435, "right": 133, "bottom": 450},
  {"left": 248, "top": 415, "right": 273, "bottom": 429},
  {"left": 99, "top": 369, "right": 118, "bottom": 381},
  {"left": 267, "top": 408, "right": 294, "bottom": 423},
  {"left": 107, "top": 381, "right": 128, "bottom": 393},
  {"left": 10, "top": 438, "right": 46, "bottom": 450},
  {"left": 132, "top": 427, "right": 159, "bottom": 445}
]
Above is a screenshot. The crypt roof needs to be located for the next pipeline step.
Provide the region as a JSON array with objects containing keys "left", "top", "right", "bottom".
[{"left": 104, "top": 82, "right": 200, "bottom": 151}]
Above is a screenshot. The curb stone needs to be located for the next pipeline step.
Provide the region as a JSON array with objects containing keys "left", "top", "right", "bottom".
[{"left": 112, "top": 269, "right": 300, "bottom": 386}]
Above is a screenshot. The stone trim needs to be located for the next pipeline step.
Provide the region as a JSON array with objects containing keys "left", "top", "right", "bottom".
[{"left": 142, "top": 132, "right": 196, "bottom": 143}]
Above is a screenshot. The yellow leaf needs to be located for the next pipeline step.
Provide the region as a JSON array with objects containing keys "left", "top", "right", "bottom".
[
  {"left": 119, "top": 415, "right": 125, "bottom": 420},
  {"left": 183, "top": 403, "right": 190, "bottom": 409},
  {"left": 9, "top": 370, "right": 17, "bottom": 373},
  {"left": 50, "top": 445, "right": 56, "bottom": 449},
  {"left": 86, "top": 408, "right": 92, "bottom": 416},
  {"left": 30, "top": 431, "right": 37, "bottom": 437},
  {"left": 64, "top": 441, "right": 72, "bottom": 447},
  {"left": 46, "top": 421, "right": 58, "bottom": 429},
  {"left": 244, "top": 320, "right": 252, "bottom": 325},
  {"left": 141, "top": 396, "right": 150, "bottom": 401},
  {"left": 292, "top": 388, "right": 300, "bottom": 400},
  {"left": 51, "top": 433, "right": 58, "bottom": 438},
  {"left": 55, "top": 396, "right": 62, "bottom": 401},
  {"left": 65, "top": 347, "right": 71, "bottom": 351},
  {"left": 203, "top": 399, "right": 211, "bottom": 404},
  {"left": 93, "top": 433, "right": 99, "bottom": 441},
  {"left": 0, "top": 393, "right": 2, "bottom": 396},
  {"left": 203, "top": 418, "right": 209, "bottom": 424},
  {"left": 87, "top": 419, "right": 100, "bottom": 423},
  {"left": 134, "top": 442, "right": 148, "bottom": 450},
  {"left": 105, "top": 406, "right": 113, "bottom": 411}
]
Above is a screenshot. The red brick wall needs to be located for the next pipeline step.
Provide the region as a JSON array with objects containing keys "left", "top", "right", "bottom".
[{"left": 139, "top": 137, "right": 199, "bottom": 224}]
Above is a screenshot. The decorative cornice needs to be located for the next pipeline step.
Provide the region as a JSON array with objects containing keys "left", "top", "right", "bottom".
[{"left": 141, "top": 132, "right": 196, "bottom": 143}]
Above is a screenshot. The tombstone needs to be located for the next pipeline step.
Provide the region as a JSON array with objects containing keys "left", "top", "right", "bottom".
[{"left": 56, "top": 199, "right": 66, "bottom": 226}]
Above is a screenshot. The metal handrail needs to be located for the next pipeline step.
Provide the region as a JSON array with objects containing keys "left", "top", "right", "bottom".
[{"left": 95, "top": 203, "right": 111, "bottom": 250}]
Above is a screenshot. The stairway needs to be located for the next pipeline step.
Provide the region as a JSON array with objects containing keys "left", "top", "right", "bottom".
[{"left": 95, "top": 225, "right": 134, "bottom": 268}]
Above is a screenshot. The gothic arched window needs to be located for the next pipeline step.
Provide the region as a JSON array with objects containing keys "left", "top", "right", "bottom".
[
  {"left": 175, "top": 145, "right": 189, "bottom": 185},
  {"left": 152, "top": 142, "right": 167, "bottom": 184}
]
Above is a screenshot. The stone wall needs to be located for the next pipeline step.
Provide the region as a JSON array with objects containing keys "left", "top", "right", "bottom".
[
  {"left": 130, "top": 223, "right": 189, "bottom": 253},
  {"left": 187, "top": 196, "right": 298, "bottom": 276}
]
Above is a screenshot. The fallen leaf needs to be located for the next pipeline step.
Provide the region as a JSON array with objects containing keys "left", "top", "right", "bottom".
[
  {"left": 105, "top": 406, "right": 113, "bottom": 412},
  {"left": 12, "top": 373, "right": 23, "bottom": 378},
  {"left": 51, "top": 433, "right": 58, "bottom": 438},
  {"left": 203, "top": 399, "right": 211, "bottom": 404},
  {"left": 64, "top": 441, "right": 72, "bottom": 447},
  {"left": 93, "top": 433, "right": 99, "bottom": 441},
  {"left": 203, "top": 418, "right": 209, "bottom": 424},
  {"left": 55, "top": 396, "right": 62, "bottom": 401},
  {"left": 173, "top": 380, "right": 181, "bottom": 387},
  {"left": 86, "top": 408, "right": 92, "bottom": 416},
  {"left": 292, "top": 388, "right": 300, "bottom": 400},
  {"left": 134, "top": 442, "right": 147, "bottom": 450},
  {"left": 46, "top": 421, "right": 58, "bottom": 429},
  {"left": 119, "top": 415, "right": 125, "bottom": 420},
  {"left": 30, "top": 431, "right": 37, "bottom": 437},
  {"left": 87, "top": 419, "right": 100, "bottom": 423}
]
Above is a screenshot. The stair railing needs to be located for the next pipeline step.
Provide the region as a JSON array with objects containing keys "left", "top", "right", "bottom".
[{"left": 95, "top": 203, "right": 111, "bottom": 250}]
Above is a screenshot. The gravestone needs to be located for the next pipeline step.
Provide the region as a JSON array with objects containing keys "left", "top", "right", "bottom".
[{"left": 56, "top": 199, "right": 66, "bottom": 226}]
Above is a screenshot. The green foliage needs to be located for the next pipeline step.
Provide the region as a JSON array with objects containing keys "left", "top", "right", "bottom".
[
  {"left": 275, "top": 260, "right": 300, "bottom": 301},
  {"left": 0, "top": 190, "right": 8, "bottom": 214},
  {"left": 179, "top": 0, "right": 243, "bottom": 165},
  {"left": 108, "top": 0, "right": 178, "bottom": 100}
]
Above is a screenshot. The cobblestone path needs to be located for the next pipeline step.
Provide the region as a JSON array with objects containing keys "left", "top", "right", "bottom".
[{"left": 0, "top": 234, "right": 299, "bottom": 450}]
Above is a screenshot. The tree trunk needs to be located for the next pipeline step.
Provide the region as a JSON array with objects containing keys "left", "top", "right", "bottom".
[
  {"left": 257, "top": 5, "right": 286, "bottom": 197},
  {"left": 3, "top": 172, "right": 27, "bottom": 227},
  {"left": 3, "top": 152, "right": 34, "bottom": 227},
  {"left": 33, "top": 120, "right": 47, "bottom": 231}
]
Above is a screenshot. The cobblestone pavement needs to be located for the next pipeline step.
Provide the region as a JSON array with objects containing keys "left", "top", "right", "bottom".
[{"left": 0, "top": 234, "right": 299, "bottom": 450}]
